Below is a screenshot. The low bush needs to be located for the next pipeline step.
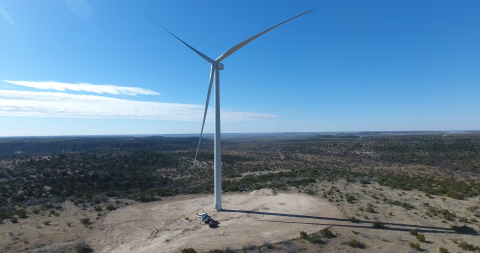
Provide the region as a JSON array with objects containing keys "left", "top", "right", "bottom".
[
  {"left": 348, "top": 216, "right": 358, "bottom": 223},
  {"left": 402, "top": 202, "right": 415, "bottom": 210},
  {"left": 347, "top": 239, "right": 364, "bottom": 248},
  {"left": 300, "top": 231, "right": 308, "bottom": 239},
  {"left": 307, "top": 233, "right": 323, "bottom": 244},
  {"left": 242, "top": 243, "right": 258, "bottom": 252},
  {"left": 416, "top": 233, "right": 425, "bottom": 242},
  {"left": 283, "top": 240, "right": 300, "bottom": 253},
  {"left": 319, "top": 228, "right": 335, "bottom": 238},
  {"left": 79, "top": 218, "right": 91, "bottom": 227},
  {"left": 181, "top": 248, "right": 197, "bottom": 253},
  {"left": 263, "top": 241, "right": 273, "bottom": 249},
  {"left": 438, "top": 247, "right": 449, "bottom": 253},
  {"left": 409, "top": 229, "right": 418, "bottom": 236},
  {"left": 409, "top": 242, "right": 420, "bottom": 249},
  {"left": 346, "top": 195, "right": 356, "bottom": 203},
  {"left": 458, "top": 241, "right": 479, "bottom": 251},
  {"left": 73, "top": 239, "right": 93, "bottom": 253},
  {"left": 17, "top": 208, "right": 28, "bottom": 219}
]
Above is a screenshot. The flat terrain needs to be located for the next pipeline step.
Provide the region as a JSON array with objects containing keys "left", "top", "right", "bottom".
[
  {"left": 1, "top": 183, "right": 480, "bottom": 252},
  {"left": 88, "top": 190, "right": 343, "bottom": 253},
  {"left": 1, "top": 133, "right": 479, "bottom": 252}
]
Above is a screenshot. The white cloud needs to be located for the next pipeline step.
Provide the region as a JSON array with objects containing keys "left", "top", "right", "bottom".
[
  {"left": 0, "top": 90, "right": 277, "bottom": 122},
  {"left": 4, "top": 80, "right": 160, "bottom": 96}
]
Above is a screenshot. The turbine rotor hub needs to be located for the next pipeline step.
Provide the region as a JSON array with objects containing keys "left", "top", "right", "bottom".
[{"left": 216, "top": 62, "right": 224, "bottom": 70}]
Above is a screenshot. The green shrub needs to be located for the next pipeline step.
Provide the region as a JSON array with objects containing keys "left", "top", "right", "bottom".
[
  {"left": 409, "top": 229, "right": 418, "bottom": 236},
  {"left": 459, "top": 217, "right": 468, "bottom": 223},
  {"left": 300, "top": 231, "right": 308, "bottom": 239},
  {"left": 242, "top": 243, "right": 258, "bottom": 252},
  {"left": 308, "top": 233, "right": 323, "bottom": 244},
  {"left": 402, "top": 202, "right": 415, "bottom": 210},
  {"left": 320, "top": 228, "right": 334, "bottom": 238},
  {"left": 10, "top": 217, "right": 18, "bottom": 223},
  {"left": 438, "top": 247, "right": 449, "bottom": 253},
  {"left": 79, "top": 218, "right": 91, "bottom": 227},
  {"left": 73, "top": 239, "right": 93, "bottom": 253},
  {"left": 416, "top": 233, "right": 425, "bottom": 242},
  {"left": 409, "top": 242, "right": 420, "bottom": 249},
  {"left": 17, "top": 208, "right": 28, "bottom": 219},
  {"left": 264, "top": 241, "right": 273, "bottom": 249},
  {"left": 106, "top": 205, "right": 116, "bottom": 211},
  {"left": 348, "top": 216, "right": 358, "bottom": 223},
  {"left": 366, "top": 206, "right": 376, "bottom": 213},
  {"left": 181, "top": 248, "right": 197, "bottom": 253},
  {"left": 346, "top": 195, "right": 356, "bottom": 203},
  {"left": 458, "top": 241, "right": 477, "bottom": 251},
  {"left": 347, "top": 239, "right": 364, "bottom": 248},
  {"left": 94, "top": 206, "right": 102, "bottom": 212}
]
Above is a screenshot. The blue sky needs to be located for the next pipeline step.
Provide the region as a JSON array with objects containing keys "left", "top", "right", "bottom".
[{"left": 1, "top": 0, "right": 479, "bottom": 136}]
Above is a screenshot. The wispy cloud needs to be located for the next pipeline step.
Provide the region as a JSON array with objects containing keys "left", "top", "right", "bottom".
[
  {"left": 4, "top": 80, "right": 160, "bottom": 96},
  {"left": 0, "top": 90, "right": 277, "bottom": 121},
  {"left": 0, "top": 5, "right": 18, "bottom": 29}
]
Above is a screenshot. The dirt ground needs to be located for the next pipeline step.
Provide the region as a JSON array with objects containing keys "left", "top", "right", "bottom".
[
  {"left": 87, "top": 189, "right": 344, "bottom": 253},
  {"left": 2, "top": 184, "right": 479, "bottom": 253}
]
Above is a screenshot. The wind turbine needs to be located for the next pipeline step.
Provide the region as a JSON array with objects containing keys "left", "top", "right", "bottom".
[{"left": 148, "top": 9, "right": 314, "bottom": 211}]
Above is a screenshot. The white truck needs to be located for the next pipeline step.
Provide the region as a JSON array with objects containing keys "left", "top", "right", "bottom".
[{"left": 198, "top": 213, "right": 208, "bottom": 219}]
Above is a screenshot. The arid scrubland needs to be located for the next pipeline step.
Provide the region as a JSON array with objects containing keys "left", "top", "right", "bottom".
[{"left": 0, "top": 132, "right": 479, "bottom": 252}]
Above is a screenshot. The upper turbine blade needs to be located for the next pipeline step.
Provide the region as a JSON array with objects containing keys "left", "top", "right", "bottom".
[
  {"left": 195, "top": 64, "right": 216, "bottom": 161},
  {"left": 215, "top": 9, "right": 314, "bottom": 63},
  {"left": 146, "top": 14, "right": 214, "bottom": 64}
]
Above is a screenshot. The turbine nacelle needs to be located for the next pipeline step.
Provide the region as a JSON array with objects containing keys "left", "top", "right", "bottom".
[
  {"left": 215, "top": 62, "right": 223, "bottom": 70},
  {"left": 216, "top": 62, "right": 224, "bottom": 70}
]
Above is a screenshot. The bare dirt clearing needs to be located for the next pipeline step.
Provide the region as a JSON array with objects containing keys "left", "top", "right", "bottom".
[{"left": 88, "top": 190, "right": 344, "bottom": 253}]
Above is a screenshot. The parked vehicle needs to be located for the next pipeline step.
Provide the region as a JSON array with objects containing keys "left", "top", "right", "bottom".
[
  {"left": 202, "top": 216, "right": 212, "bottom": 222},
  {"left": 198, "top": 213, "right": 208, "bottom": 219},
  {"left": 208, "top": 220, "right": 219, "bottom": 228}
]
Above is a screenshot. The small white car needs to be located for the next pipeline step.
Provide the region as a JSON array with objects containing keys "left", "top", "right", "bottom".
[{"left": 198, "top": 213, "right": 208, "bottom": 219}]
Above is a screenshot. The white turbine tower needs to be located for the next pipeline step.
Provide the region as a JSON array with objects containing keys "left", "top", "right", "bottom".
[{"left": 149, "top": 10, "right": 313, "bottom": 211}]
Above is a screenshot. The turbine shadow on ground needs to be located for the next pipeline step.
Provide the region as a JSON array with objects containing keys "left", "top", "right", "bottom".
[{"left": 220, "top": 209, "right": 464, "bottom": 234}]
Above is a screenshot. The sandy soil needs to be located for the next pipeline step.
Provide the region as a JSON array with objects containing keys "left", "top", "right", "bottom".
[
  {"left": 2, "top": 184, "right": 479, "bottom": 253},
  {"left": 87, "top": 189, "right": 344, "bottom": 253}
]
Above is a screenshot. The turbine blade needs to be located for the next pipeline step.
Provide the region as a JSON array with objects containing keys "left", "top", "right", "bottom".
[
  {"left": 215, "top": 9, "right": 314, "bottom": 63},
  {"left": 146, "top": 14, "right": 214, "bottom": 64},
  {"left": 195, "top": 64, "right": 215, "bottom": 161}
]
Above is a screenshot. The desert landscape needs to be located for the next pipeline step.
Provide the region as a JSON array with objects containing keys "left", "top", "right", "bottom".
[{"left": 1, "top": 132, "right": 480, "bottom": 252}]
